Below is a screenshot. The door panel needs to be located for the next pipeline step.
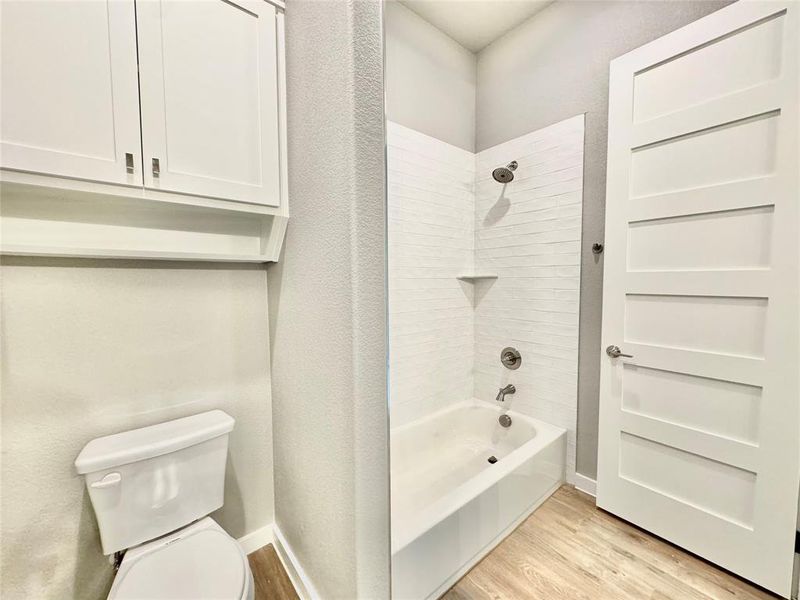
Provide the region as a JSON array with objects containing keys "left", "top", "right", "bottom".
[
  {"left": 632, "top": 11, "right": 784, "bottom": 122},
  {"left": 628, "top": 207, "right": 774, "bottom": 271},
  {"left": 598, "top": 2, "right": 799, "bottom": 597},
  {"left": 624, "top": 295, "right": 768, "bottom": 357},
  {"left": 618, "top": 432, "right": 757, "bottom": 527},
  {"left": 621, "top": 365, "right": 762, "bottom": 443},
  {"left": 136, "top": 0, "right": 281, "bottom": 206},
  {"left": 0, "top": 0, "right": 142, "bottom": 185},
  {"left": 630, "top": 112, "right": 779, "bottom": 198}
]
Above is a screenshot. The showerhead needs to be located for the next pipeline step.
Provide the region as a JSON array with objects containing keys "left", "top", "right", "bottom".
[{"left": 492, "top": 160, "right": 518, "bottom": 183}]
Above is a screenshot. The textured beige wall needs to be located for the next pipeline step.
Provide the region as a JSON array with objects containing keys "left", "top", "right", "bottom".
[
  {"left": 0, "top": 258, "right": 274, "bottom": 600},
  {"left": 268, "top": 0, "right": 391, "bottom": 597},
  {"left": 475, "top": 0, "right": 733, "bottom": 480}
]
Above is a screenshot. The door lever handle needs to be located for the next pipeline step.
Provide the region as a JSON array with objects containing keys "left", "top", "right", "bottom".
[{"left": 606, "top": 345, "right": 633, "bottom": 359}]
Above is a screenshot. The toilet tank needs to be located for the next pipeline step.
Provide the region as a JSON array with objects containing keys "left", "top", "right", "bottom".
[{"left": 75, "top": 410, "right": 235, "bottom": 555}]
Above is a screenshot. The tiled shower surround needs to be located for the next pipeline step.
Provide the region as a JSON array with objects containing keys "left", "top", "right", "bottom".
[
  {"left": 388, "top": 115, "right": 584, "bottom": 480},
  {"left": 387, "top": 122, "right": 476, "bottom": 427}
]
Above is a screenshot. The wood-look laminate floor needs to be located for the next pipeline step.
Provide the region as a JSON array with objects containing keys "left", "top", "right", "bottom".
[
  {"left": 443, "top": 485, "right": 778, "bottom": 600},
  {"left": 249, "top": 486, "right": 778, "bottom": 600},
  {"left": 248, "top": 544, "right": 300, "bottom": 600}
]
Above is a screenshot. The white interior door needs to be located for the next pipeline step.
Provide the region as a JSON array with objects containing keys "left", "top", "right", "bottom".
[
  {"left": 136, "top": 0, "right": 281, "bottom": 206},
  {"left": 597, "top": 2, "right": 799, "bottom": 597},
  {"left": 0, "top": 0, "right": 142, "bottom": 185}
]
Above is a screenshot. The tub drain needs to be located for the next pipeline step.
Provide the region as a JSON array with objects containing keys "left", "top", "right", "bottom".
[{"left": 487, "top": 456, "right": 498, "bottom": 464}]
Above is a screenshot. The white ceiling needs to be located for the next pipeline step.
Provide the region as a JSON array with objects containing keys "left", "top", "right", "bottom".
[{"left": 399, "top": 0, "right": 554, "bottom": 53}]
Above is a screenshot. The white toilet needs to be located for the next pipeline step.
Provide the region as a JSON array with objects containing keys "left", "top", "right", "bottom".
[{"left": 75, "top": 410, "right": 254, "bottom": 600}]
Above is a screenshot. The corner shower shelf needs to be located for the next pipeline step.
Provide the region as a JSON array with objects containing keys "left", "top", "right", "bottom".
[{"left": 456, "top": 273, "right": 498, "bottom": 281}]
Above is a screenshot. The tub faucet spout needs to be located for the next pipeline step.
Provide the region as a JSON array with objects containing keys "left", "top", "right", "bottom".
[{"left": 496, "top": 384, "right": 516, "bottom": 402}]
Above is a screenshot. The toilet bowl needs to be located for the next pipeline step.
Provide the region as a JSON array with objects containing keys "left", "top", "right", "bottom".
[
  {"left": 108, "top": 518, "right": 253, "bottom": 600},
  {"left": 75, "top": 410, "right": 253, "bottom": 600}
]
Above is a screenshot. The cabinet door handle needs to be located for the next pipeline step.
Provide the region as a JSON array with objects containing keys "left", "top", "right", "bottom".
[
  {"left": 125, "top": 153, "right": 134, "bottom": 174},
  {"left": 152, "top": 158, "right": 160, "bottom": 177}
]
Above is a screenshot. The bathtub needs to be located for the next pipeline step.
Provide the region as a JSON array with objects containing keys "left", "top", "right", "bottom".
[{"left": 390, "top": 399, "right": 566, "bottom": 600}]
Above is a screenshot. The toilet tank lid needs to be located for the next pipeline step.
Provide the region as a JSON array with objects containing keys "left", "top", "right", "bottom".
[{"left": 75, "top": 410, "right": 235, "bottom": 474}]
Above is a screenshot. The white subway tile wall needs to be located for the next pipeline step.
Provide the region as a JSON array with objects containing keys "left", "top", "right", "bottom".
[
  {"left": 387, "top": 122, "right": 476, "bottom": 427},
  {"left": 474, "top": 115, "right": 584, "bottom": 481},
  {"left": 388, "top": 116, "right": 584, "bottom": 480}
]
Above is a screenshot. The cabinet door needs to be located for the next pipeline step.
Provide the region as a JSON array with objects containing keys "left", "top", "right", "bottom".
[
  {"left": 0, "top": 0, "right": 142, "bottom": 185},
  {"left": 136, "top": 0, "right": 281, "bottom": 207}
]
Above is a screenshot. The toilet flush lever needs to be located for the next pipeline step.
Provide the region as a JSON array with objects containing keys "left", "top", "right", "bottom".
[{"left": 91, "top": 472, "right": 121, "bottom": 489}]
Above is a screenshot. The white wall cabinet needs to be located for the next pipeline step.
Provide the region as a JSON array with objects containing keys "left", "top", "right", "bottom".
[
  {"left": 137, "top": 0, "right": 281, "bottom": 206},
  {"left": 0, "top": 0, "right": 142, "bottom": 186},
  {"left": 0, "top": 0, "right": 288, "bottom": 262}
]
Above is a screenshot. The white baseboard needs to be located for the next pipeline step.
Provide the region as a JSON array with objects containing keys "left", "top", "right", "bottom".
[
  {"left": 273, "top": 524, "right": 321, "bottom": 600},
  {"left": 238, "top": 522, "right": 320, "bottom": 600},
  {"left": 573, "top": 472, "right": 597, "bottom": 497},
  {"left": 238, "top": 523, "right": 274, "bottom": 555}
]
